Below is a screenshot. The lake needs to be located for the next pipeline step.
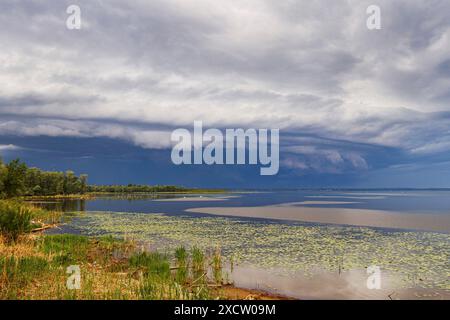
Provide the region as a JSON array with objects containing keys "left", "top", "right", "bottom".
[{"left": 34, "top": 190, "right": 450, "bottom": 299}]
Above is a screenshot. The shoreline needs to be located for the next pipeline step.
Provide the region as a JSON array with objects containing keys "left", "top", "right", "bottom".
[
  {"left": 25, "top": 225, "right": 289, "bottom": 300},
  {"left": 5, "top": 196, "right": 449, "bottom": 300},
  {"left": 20, "top": 190, "right": 230, "bottom": 201}
]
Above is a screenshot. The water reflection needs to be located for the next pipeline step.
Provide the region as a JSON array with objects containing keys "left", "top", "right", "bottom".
[
  {"left": 29, "top": 199, "right": 85, "bottom": 212},
  {"left": 27, "top": 193, "right": 201, "bottom": 213},
  {"left": 27, "top": 190, "right": 450, "bottom": 217}
]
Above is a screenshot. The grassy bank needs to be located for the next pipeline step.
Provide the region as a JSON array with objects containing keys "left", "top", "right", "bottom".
[
  {"left": 0, "top": 200, "right": 221, "bottom": 299},
  {"left": 0, "top": 233, "right": 232, "bottom": 299}
]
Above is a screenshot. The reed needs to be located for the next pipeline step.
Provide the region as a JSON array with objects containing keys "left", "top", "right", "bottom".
[
  {"left": 212, "top": 247, "right": 223, "bottom": 285},
  {"left": 174, "top": 246, "right": 188, "bottom": 284},
  {"left": 0, "top": 201, "right": 33, "bottom": 243},
  {"left": 0, "top": 200, "right": 61, "bottom": 243}
]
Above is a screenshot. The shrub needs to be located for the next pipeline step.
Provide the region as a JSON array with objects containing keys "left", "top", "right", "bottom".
[
  {"left": 129, "top": 251, "right": 170, "bottom": 279},
  {"left": 0, "top": 201, "right": 33, "bottom": 243}
]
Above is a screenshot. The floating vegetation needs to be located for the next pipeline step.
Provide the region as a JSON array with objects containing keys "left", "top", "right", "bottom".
[{"left": 67, "top": 211, "right": 450, "bottom": 291}]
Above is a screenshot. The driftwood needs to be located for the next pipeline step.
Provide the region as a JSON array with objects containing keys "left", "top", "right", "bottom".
[{"left": 31, "top": 224, "right": 55, "bottom": 232}]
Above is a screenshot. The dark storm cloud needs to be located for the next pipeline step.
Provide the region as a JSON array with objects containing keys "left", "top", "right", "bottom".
[
  {"left": 0, "top": 93, "right": 101, "bottom": 109},
  {"left": 0, "top": 0, "right": 450, "bottom": 180}
]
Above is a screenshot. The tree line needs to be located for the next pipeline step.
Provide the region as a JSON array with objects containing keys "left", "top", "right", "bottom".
[
  {"left": 0, "top": 158, "right": 192, "bottom": 198},
  {"left": 87, "top": 184, "right": 188, "bottom": 193},
  {"left": 0, "top": 158, "right": 88, "bottom": 198}
]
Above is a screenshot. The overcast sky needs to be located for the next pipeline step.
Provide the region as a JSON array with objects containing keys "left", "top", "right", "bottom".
[{"left": 1, "top": 0, "right": 450, "bottom": 188}]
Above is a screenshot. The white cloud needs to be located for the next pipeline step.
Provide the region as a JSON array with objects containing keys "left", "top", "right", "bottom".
[
  {"left": 0, "top": 119, "right": 172, "bottom": 149},
  {"left": 1, "top": 0, "right": 450, "bottom": 167},
  {"left": 0, "top": 144, "right": 20, "bottom": 151}
]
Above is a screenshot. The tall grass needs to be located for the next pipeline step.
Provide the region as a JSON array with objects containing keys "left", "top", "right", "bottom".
[
  {"left": 0, "top": 200, "right": 225, "bottom": 299},
  {"left": 0, "top": 201, "right": 33, "bottom": 243},
  {"left": 175, "top": 246, "right": 188, "bottom": 284},
  {"left": 0, "top": 200, "right": 60, "bottom": 243},
  {"left": 129, "top": 249, "right": 211, "bottom": 300},
  {"left": 191, "top": 246, "right": 205, "bottom": 279},
  {"left": 0, "top": 255, "right": 50, "bottom": 299},
  {"left": 0, "top": 233, "right": 228, "bottom": 300},
  {"left": 212, "top": 247, "right": 223, "bottom": 285},
  {"left": 0, "top": 196, "right": 230, "bottom": 300}
]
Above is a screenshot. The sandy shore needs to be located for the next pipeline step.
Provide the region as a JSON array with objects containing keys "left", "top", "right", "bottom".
[{"left": 186, "top": 204, "right": 450, "bottom": 233}]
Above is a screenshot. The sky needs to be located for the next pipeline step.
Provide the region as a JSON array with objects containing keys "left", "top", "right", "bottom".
[{"left": 1, "top": 0, "right": 450, "bottom": 188}]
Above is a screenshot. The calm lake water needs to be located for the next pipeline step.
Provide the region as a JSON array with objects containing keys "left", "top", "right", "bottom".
[
  {"left": 33, "top": 190, "right": 450, "bottom": 216},
  {"left": 33, "top": 190, "right": 450, "bottom": 299}
]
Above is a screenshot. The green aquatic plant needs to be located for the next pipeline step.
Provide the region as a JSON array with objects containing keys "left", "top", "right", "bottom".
[
  {"left": 67, "top": 211, "right": 450, "bottom": 291},
  {"left": 212, "top": 247, "right": 223, "bottom": 285},
  {"left": 191, "top": 246, "right": 206, "bottom": 283},
  {"left": 175, "top": 246, "right": 188, "bottom": 284},
  {"left": 129, "top": 251, "right": 170, "bottom": 279}
]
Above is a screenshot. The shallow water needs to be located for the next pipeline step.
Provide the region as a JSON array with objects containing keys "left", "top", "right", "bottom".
[
  {"left": 37, "top": 190, "right": 450, "bottom": 299},
  {"left": 33, "top": 190, "right": 450, "bottom": 216}
]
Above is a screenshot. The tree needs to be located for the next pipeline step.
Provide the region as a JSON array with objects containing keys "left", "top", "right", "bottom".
[
  {"left": 0, "top": 157, "right": 7, "bottom": 197},
  {"left": 32, "top": 185, "right": 42, "bottom": 195},
  {"left": 0, "top": 158, "right": 88, "bottom": 197},
  {"left": 64, "top": 171, "right": 80, "bottom": 194},
  {"left": 4, "top": 159, "right": 27, "bottom": 197},
  {"left": 80, "top": 174, "right": 88, "bottom": 194},
  {"left": 25, "top": 167, "right": 42, "bottom": 195}
]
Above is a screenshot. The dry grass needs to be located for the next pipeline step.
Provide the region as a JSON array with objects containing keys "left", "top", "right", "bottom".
[
  {"left": 0, "top": 233, "right": 231, "bottom": 300},
  {"left": 0, "top": 234, "right": 45, "bottom": 259}
]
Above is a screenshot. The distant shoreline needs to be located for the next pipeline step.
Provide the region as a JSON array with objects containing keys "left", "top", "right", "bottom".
[{"left": 20, "top": 190, "right": 229, "bottom": 200}]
